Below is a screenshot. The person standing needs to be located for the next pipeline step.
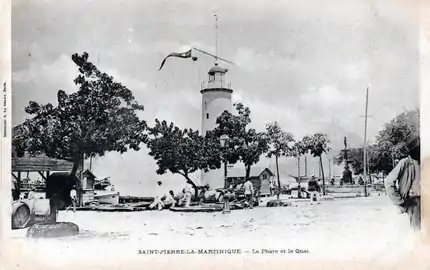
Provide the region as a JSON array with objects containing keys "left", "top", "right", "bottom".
[
  {"left": 12, "top": 181, "right": 19, "bottom": 201},
  {"left": 69, "top": 186, "right": 77, "bottom": 212},
  {"left": 385, "top": 136, "right": 420, "bottom": 231},
  {"left": 308, "top": 175, "right": 320, "bottom": 201},
  {"left": 269, "top": 180, "right": 274, "bottom": 196},
  {"left": 243, "top": 178, "right": 254, "bottom": 209},
  {"left": 182, "top": 180, "right": 194, "bottom": 208}
]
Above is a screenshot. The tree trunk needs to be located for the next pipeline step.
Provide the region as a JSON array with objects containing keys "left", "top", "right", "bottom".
[
  {"left": 297, "top": 156, "right": 301, "bottom": 198},
  {"left": 320, "top": 156, "right": 326, "bottom": 195},
  {"left": 276, "top": 155, "right": 281, "bottom": 200},
  {"left": 70, "top": 158, "right": 80, "bottom": 176},
  {"left": 184, "top": 175, "right": 199, "bottom": 200},
  {"left": 304, "top": 156, "right": 307, "bottom": 176},
  {"left": 245, "top": 165, "right": 251, "bottom": 180},
  {"left": 70, "top": 156, "right": 83, "bottom": 206}
]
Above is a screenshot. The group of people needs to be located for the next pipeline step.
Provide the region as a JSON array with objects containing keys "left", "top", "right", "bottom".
[
  {"left": 150, "top": 178, "right": 257, "bottom": 211},
  {"left": 65, "top": 134, "right": 423, "bottom": 232},
  {"left": 243, "top": 178, "right": 255, "bottom": 209},
  {"left": 228, "top": 179, "right": 256, "bottom": 208},
  {"left": 149, "top": 180, "right": 194, "bottom": 211}
]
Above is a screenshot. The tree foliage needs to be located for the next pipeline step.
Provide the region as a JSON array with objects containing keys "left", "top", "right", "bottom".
[
  {"left": 302, "top": 133, "right": 331, "bottom": 158},
  {"left": 367, "top": 144, "right": 386, "bottom": 175},
  {"left": 13, "top": 52, "right": 147, "bottom": 176},
  {"left": 266, "top": 122, "right": 295, "bottom": 159},
  {"left": 213, "top": 103, "right": 270, "bottom": 180},
  {"left": 290, "top": 140, "right": 307, "bottom": 159},
  {"left": 371, "top": 109, "right": 419, "bottom": 174},
  {"left": 146, "top": 119, "right": 221, "bottom": 196}
]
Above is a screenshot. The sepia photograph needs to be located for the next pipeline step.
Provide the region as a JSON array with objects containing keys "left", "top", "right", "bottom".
[{"left": 1, "top": 0, "right": 427, "bottom": 269}]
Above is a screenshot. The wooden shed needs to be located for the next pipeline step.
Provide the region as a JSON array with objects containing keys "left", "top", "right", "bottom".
[
  {"left": 12, "top": 153, "right": 75, "bottom": 191},
  {"left": 226, "top": 167, "right": 274, "bottom": 195},
  {"left": 12, "top": 123, "right": 78, "bottom": 192},
  {"left": 12, "top": 123, "right": 85, "bottom": 206}
]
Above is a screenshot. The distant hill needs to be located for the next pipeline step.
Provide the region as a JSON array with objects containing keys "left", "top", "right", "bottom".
[{"left": 316, "top": 119, "right": 363, "bottom": 156}]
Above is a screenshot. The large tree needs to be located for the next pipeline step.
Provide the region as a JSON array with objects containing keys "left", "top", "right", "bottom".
[
  {"left": 13, "top": 52, "right": 147, "bottom": 177},
  {"left": 302, "top": 133, "right": 331, "bottom": 195},
  {"left": 371, "top": 109, "right": 419, "bottom": 174},
  {"left": 266, "top": 121, "right": 294, "bottom": 199},
  {"left": 146, "top": 119, "right": 221, "bottom": 198},
  {"left": 213, "top": 103, "right": 270, "bottom": 181}
]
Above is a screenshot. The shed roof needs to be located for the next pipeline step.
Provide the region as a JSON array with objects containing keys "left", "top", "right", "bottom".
[
  {"left": 12, "top": 153, "right": 75, "bottom": 172},
  {"left": 227, "top": 167, "right": 274, "bottom": 178},
  {"left": 83, "top": 169, "right": 96, "bottom": 179}
]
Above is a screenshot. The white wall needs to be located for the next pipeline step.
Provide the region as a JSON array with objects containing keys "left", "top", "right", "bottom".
[
  {"left": 200, "top": 89, "right": 232, "bottom": 188},
  {"left": 201, "top": 90, "right": 232, "bottom": 135}
]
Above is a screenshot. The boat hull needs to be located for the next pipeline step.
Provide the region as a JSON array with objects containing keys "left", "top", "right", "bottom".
[
  {"left": 94, "top": 192, "right": 120, "bottom": 205},
  {"left": 325, "top": 185, "right": 370, "bottom": 194}
]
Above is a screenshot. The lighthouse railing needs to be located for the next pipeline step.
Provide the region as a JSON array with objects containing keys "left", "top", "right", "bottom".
[{"left": 201, "top": 81, "right": 232, "bottom": 90}]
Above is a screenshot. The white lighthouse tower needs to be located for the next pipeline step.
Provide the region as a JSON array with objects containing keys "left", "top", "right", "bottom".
[{"left": 200, "top": 62, "right": 233, "bottom": 188}]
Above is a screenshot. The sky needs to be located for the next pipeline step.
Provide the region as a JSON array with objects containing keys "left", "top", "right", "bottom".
[{"left": 12, "top": 0, "right": 419, "bottom": 196}]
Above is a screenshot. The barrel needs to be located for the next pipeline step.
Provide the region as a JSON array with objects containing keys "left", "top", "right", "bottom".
[{"left": 12, "top": 201, "right": 31, "bottom": 229}]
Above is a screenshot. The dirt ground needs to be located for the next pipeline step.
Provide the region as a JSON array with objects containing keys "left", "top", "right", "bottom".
[{"left": 6, "top": 194, "right": 420, "bottom": 269}]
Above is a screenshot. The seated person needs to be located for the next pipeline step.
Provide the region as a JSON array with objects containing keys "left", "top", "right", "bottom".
[
  {"left": 198, "top": 185, "right": 210, "bottom": 203},
  {"left": 149, "top": 181, "right": 165, "bottom": 211},
  {"left": 163, "top": 190, "right": 177, "bottom": 206},
  {"left": 179, "top": 181, "right": 193, "bottom": 207}
]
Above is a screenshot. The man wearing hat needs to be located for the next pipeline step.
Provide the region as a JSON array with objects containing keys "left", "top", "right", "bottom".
[{"left": 384, "top": 135, "right": 420, "bottom": 231}]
